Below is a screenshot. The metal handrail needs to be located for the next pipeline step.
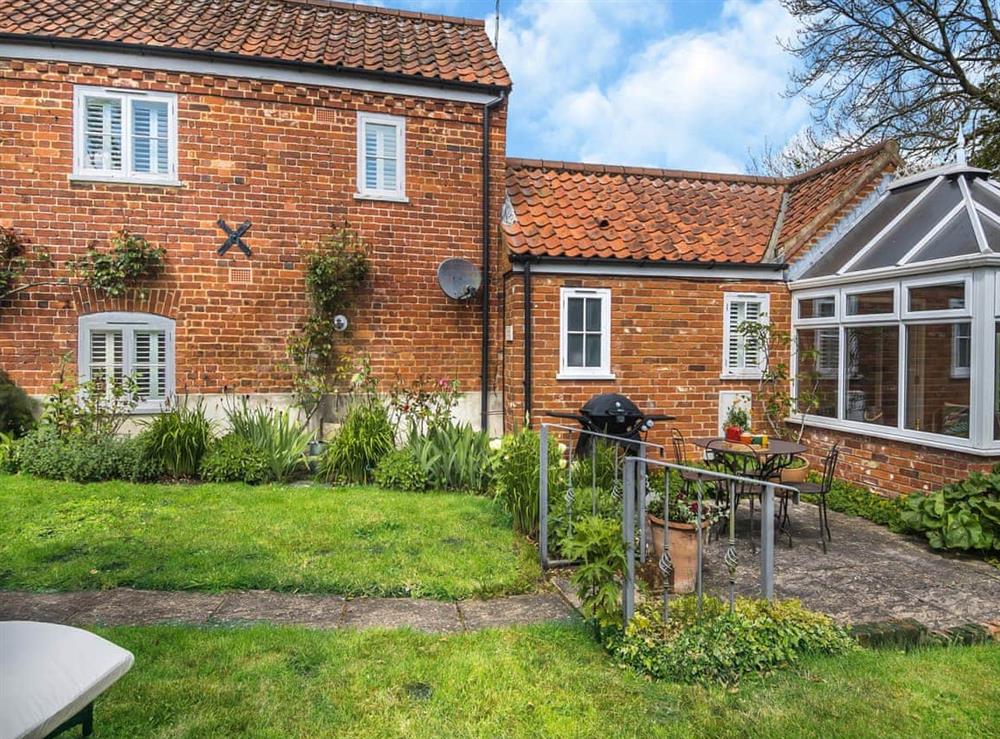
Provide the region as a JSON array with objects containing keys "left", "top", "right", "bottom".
[{"left": 538, "top": 423, "right": 666, "bottom": 570}]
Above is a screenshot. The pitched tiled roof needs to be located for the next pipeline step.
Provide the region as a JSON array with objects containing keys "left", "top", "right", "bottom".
[
  {"left": 0, "top": 0, "right": 511, "bottom": 88},
  {"left": 503, "top": 143, "right": 900, "bottom": 265}
]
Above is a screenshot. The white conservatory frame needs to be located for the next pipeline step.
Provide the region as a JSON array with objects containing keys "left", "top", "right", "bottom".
[{"left": 790, "top": 266, "right": 999, "bottom": 454}]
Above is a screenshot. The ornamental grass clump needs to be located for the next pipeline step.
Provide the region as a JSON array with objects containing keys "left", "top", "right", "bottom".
[
  {"left": 143, "top": 399, "right": 214, "bottom": 478},
  {"left": 608, "top": 596, "right": 855, "bottom": 686},
  {"left": 223, "top": 397, "right": 312, "bottom": 482},
  {"left": 490, "top": 427, "right": 565, "bottom": 536}
]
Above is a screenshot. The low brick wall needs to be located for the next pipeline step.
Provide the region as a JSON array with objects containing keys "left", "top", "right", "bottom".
[{"left": 798, "top": 425, "right": 998, "bottom": 497}]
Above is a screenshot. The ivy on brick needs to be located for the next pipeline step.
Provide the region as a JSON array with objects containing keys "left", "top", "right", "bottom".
[
  {"left": 70, "top": 229, "right": 166, "bottom": 298},
  {"left": 288, "top": 221, "right": 370, "bottom": 421},
  {"left": 1, "top": 226, "right": 164, "bottom": 306}
]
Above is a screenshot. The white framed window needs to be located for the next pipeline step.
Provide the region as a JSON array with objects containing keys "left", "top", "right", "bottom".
[
  {"left": 722, "top": 293, "right": 770, "bottom": 379},
  {"left": 72, "top": 86, "right": 179, "bottom": 185},
  {"left": 950, "top": 297, "right": 972, "bottom": 378},
  {"left": 558, "top": 288, "right": 612, "bottom": 379},
  {"left": 78, "top": 312, "right": 175, "bottom": 412},
  {"left": 356, "top": 112, "right": 406, "bottom": 201}
]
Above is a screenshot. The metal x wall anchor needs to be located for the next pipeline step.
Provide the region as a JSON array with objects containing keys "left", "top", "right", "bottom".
[{"left": 217, "top": 219, "right": 252, "bottom": 256}]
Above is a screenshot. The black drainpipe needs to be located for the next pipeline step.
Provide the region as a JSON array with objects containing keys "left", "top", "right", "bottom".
[
  {"left": 480, "top": 92, "right": 506, "bottom": 432},
  {"left": 522, "top": 259, "right": 533, "bottom": 424}
]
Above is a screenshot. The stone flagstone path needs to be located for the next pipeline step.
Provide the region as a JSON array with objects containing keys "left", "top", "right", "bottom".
[{"left": 0, "top": 589, "right": 576, "bottom": 634}]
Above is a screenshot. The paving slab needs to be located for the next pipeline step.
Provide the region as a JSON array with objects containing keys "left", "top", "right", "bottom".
[
  {"left": 698, "top": 503, "right": 1000, "bottom": 629},
  {"left": 211, "top": 590, "right": 344, "bottom": 628},
  {"left": 0, "top": 590, "right": 105, "bottom": 624},
  {"left": 459, "top": 593, "right": 575, "bottom": 630},
  {"left": 83, "top": 588, "right": 226, "bottom": 626},
  {"left": 340, "top": 597, "right": 462, "bottom": 633}
]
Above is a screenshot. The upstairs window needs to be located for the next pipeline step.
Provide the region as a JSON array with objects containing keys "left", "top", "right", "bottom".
[
  {"left": 559, "top": 288, "right": 612, "bottom": 379},
  {"left": 78, "top": 313, "right": 175, "bottom": 412},
  {"left": 73, "top": 86, "right": 178, "bottom": 184},
  {"left": 722, "top": 293, "right": 770, "bottom": 379},
  {"left": 356, "top": 112, "right": 406, "bottom": 201}
]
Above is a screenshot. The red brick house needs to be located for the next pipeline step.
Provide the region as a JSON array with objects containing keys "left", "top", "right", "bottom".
[
  {"left": 3, "top": 1, "right": 999, "bottom": 496},
  {"left": 0, "top": 0, "right": 511, "bottom": 432}
]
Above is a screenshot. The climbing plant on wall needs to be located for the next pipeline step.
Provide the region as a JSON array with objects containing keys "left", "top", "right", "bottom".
[
  {"left": 1, "top": 226, "right": 164, "bottom": 307},
  {"left": 288, "top": 221, "right": 370, "bottom": 422}
]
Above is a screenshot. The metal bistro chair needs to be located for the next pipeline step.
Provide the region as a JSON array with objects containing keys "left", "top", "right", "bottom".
[
  {"left": 671, "top": 428, "right": 723, "bottom": 536},
  {"left": 787, "top": 444, "right": 840, "bottom": 553},
  {"left": 707, "top": 439, "right": 785, "bottom": 551}
]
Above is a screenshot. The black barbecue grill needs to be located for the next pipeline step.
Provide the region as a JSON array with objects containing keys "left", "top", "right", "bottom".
[{"left": 548, "top": 393, "right": 674, "bottom": 454}]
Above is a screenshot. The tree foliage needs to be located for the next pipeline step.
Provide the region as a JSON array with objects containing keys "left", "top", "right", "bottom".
[{"left": 776, "top": 0, "right": 1000, "bottom": 170}]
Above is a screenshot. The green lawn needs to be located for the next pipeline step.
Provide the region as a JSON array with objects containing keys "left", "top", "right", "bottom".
[
  {"left": 0, "top": 475, "right": 538, "bottom": 599},
  {"left": 89, "top": 623, "right": 1000, "bottom": 738}
]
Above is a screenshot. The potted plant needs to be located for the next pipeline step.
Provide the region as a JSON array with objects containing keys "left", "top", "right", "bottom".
[
  {"left": 646, "top": 489, "right": 720, "bottom": 593},
  {"left": 723, "top": 402, "right": 750, "bottom": 442},
  {"left": 780, "top": 455, "right": 809, "bottom": 483}
]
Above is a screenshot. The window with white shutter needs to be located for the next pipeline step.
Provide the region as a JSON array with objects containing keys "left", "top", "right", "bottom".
[
  {"left": 722, "top": 293, "right": 769, "bottom": 378},
  {"left": 73, "top": 87, "right": 178, "bottom": 184},
  {"left": 356, "top": 112, "right": 406, "bottom": 201},
  {"left": 79, "top": 313, "right": 175, "bottom": 412},
  {"left": 559, "top": 288, "right": 613, "bottom": 379}
]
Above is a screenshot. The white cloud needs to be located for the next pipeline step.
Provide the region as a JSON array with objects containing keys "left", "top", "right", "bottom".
[{"left": 500, "top": 0, "right": 808, "bottom": 173}]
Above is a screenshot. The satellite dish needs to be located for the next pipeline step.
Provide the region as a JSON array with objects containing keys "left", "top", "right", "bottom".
[{"left": 437, "top": 258, "right": 481, "bottom": 301}]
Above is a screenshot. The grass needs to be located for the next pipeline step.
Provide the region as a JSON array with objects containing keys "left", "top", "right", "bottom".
[
  {"left": 89, "top": 623, "right": 1000, "bottom": 738},
  {"left": 0, "top": 475, "right": 539, "bottom": 599}
]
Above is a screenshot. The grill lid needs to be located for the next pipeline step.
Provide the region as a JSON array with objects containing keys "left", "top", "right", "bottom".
[{"left": 579, "top": 393, "right": 643, "bottom": 421}]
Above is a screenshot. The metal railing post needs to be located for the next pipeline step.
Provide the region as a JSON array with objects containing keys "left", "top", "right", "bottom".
[
  {"left": 539, "top": 424, "right": 549, "bottom": 570},
  {"left": 760, "top": 482, "right": 775, "bottom": 601},
  {"left": 622, "top": 457, "right": 636, "bottom": 625},
  {"left": 637, "top": 444, "right": 647, "bottom": 563}
]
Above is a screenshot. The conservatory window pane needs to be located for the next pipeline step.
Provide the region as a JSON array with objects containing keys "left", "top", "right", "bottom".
[
  {"left": 798, "top": 296, "right": 836, "bottom": 320},
  {"left": 846, "top": 290, "right": 894, "bottom": 316},
  {"left": 796, "top": 329, "right": 838, "bottom": 417},
  {"left": 905, "top": 323, "right": 970, "bottom": 438},
  {"left": 908, "top": 283, "right": 965, "bottom": 312},
  {"left": 995, "top": 324, "right": 1000, "bottom": 441},
  {"left": 845, "top": 325, "right": 898, "bottom": 426}
]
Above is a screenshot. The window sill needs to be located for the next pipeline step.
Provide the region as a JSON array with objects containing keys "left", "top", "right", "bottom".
[
  {"left": 720, "top": 373, "right": 763, "bottom": 381},
  {"left": 354, "top": 192, "right": 410, "bottom": 204},
  {"left": 556, "top": 372, "right": 616, "bottom": 381},
  {"left": 70, "top": 174, "right": 185, "bottom": 188},
  {"left": 790, "top": 414, "right": 998, "bottom": 456}
]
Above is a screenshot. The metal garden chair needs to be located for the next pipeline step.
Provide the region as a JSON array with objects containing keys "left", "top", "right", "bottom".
[{"left": 786, "top": 443, "right": 840, "bottom": 553}]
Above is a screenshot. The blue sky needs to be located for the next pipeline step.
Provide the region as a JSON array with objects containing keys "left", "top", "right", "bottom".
[{"left": 361, "top": 0, "right": 809, "bottom": 174}]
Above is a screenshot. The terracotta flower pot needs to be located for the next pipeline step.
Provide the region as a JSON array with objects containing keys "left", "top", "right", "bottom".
[
  {"left": 780, "top": 459, "right": 810, "bottom": 484},
  {"left": 647, "top": 514, "right": 710, "bottom": 594}
]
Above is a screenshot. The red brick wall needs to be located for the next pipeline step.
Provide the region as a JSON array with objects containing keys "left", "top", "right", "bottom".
[
  {"left": 0, "top": 59, "right": 507, "bottom": 404},
  {"left": 501, "top": 272, "right": 790, "bottom": 452},
  {"left": 798, "top": 426, "right": 995, "bottom": 497}
]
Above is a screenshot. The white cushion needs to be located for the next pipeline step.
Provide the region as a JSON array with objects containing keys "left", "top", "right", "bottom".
[{"left": 0, "top": 621, "right": 134, "bottom": 739}]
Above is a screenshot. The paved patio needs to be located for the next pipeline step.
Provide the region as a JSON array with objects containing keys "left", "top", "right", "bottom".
[
  {"left": 0, "top": 590, "right": 575, "bottom": 634},
  {"left": 699, "top": 501, "right": 1000, "bottom": 629}
]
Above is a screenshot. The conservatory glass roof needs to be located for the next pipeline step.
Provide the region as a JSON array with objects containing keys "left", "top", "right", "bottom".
[{"left": 799, "top": 163, "right": 1000, "bottom": 279}]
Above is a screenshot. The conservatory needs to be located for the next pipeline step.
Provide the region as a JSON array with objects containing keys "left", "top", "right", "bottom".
[{"left": 788, "top": 161, "right": 1000, "bottom": 454}]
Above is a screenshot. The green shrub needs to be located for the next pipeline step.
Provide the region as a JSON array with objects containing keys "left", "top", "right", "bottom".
[
  {"left": 490, "top": 427, "right": 565, "bottom": 536},
  {"left": 805, "top": 475, "right": 904, "bottom": 530},
  {"left": 560, "top": 514, "right": 625, "bottom": 632},
  {"left": 117, "top": 433, "right": 164, "bottom": 483},
  {"left": 609, "top": 596, "right": 855, "bottom": 685},
  {"left": 143, "top": 400, "right": 214, "bottom": 478},
  {"left": 15, "top": 427, "right": 71, "bottom": 479},
  {"left": 373, "top": 448, "right": 430, "bottom": 491},
  {"left": 12, "top": 426, "right": 156, "bottom": 483},
  {"left": 406, "top": 422, "right": 490, "bottom": 492},
  {"left": 199, "top": 434, "right": 270, "bottom": 485},
  {"left": 320, "top": 401, "right": 394, "bottom": 484},
  {"left": 223, "top": 399, "right": 311, "bottom": 481},
  {"left": 568, "top": 440, "right": 620, "bottom": 492},
  {"left": 0, "top": 368, "right": 36, "bottom": 437},
  {"left": 900, "top": 468, "right": 1000, "bottom": 553},
  {"left": 0, "top": 431, "right": 21, "bottom": 473}
]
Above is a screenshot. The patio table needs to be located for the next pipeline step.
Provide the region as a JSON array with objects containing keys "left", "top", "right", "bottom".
[{"left": 691, "top": 437, "right": 808, "bottom": 546}]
